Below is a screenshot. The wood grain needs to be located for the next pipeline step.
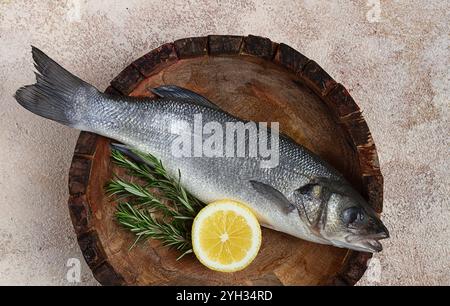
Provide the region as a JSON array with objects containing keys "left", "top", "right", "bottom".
[{"left": 68, "top": 35, "right": 383, "bottom": 286}]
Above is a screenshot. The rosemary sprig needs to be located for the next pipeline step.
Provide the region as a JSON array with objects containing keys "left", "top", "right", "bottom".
[
  {"left": 116, "top": 202, "right": 192, "bottom": 259},
  {"left": 105, "top": 148, "right": 205, "bottom": 259},
  {"left": 109, "top": 149, "right": 204, "bottom": 214}
]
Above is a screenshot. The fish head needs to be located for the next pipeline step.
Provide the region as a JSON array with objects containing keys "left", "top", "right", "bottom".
[
  {"left": 321, "top": 185, "right": 389, "bottom": 252},
  {"left": 294, "top": 179, "right": 389, "bottom": 252}
]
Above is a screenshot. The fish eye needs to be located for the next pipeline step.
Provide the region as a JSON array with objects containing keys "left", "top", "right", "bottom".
[{"left": 342, "top": 207, "right": 364, "bottom": 225}]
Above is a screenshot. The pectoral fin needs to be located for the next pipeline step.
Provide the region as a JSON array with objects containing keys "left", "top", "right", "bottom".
[
  {"left": 249, "top": 180, "right": 296, "bottom": 214},
  {"left": 151, "top": 85, "right": 220, "bottom": 110}
]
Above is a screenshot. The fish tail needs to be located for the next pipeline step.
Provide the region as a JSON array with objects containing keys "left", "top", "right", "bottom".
[{"left": 14, "top": 46, "right": 97, "bottom": 128}]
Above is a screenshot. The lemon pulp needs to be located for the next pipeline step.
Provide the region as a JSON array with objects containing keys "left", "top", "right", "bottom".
[{"left": 191, "top": 200, "right": 262, "bottom": 272}]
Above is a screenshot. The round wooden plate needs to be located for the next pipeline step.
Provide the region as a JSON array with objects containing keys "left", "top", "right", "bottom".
[{"left": 68, "top": 35, "right": 383, "bottom": 285}]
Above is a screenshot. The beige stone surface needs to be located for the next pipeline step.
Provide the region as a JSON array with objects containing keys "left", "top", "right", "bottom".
[{"left": 0, "top": 0, "right": 448, "bottom": 285}]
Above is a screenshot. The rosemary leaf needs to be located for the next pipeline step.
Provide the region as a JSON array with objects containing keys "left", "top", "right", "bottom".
[{"left": 106, "top": 148, "right": 205, "bottom": 259}]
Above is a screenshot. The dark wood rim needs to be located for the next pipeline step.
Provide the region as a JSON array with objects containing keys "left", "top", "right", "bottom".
[{"left": 68, "top": 35, "right": 383, "bottom": 286}]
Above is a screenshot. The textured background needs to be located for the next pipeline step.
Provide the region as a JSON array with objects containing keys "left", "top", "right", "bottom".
[{"left": 0, "top": 0, "right": 448, "bottom": 285}]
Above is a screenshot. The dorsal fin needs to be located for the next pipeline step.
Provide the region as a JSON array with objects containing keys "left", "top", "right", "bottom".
[{"left": 150, "top": 85, "right": 220, "bottom": 110}]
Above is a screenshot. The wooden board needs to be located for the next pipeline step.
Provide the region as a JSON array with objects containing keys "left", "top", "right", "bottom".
[{"left": 68, "top": 35, "right": 383, "bottom": 285}]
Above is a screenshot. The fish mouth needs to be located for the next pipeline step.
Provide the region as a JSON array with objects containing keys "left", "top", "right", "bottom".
[
  {"left": 360, "top": 238, "right": 383, "bottom": 252},
  {"left": 345, "top": 231, "right": 390, "bottom": 253}
]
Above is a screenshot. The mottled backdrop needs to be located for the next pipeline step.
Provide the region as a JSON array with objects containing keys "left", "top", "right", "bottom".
[{"left": 0, "top": 0, "right": 448, "bottom": 285}]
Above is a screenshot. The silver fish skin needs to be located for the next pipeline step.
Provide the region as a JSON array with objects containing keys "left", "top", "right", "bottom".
[{"left": 15, "top": 47, "right": 389, "bottom": 252}]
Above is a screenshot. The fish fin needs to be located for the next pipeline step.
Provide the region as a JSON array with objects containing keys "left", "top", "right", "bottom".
[
  {"left": 249, "top": 180, "right": 296, "bottom": 214},
  {"left": 110, "top": 143, "right": 148, "bottom": 165},
  {"left": 14, "top": 46, "right": 97, "bottom": 128},
  {"left": 150, "top": 85, "right": 220, "bottom": 110}
]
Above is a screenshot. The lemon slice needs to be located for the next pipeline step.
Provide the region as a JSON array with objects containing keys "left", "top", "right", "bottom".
[{"left": 192, "top": 199, "right": 262, "bottom": 272}]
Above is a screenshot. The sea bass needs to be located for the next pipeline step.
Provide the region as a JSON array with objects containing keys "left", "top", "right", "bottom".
[{"left": 15, "top": 47, "right": 389, "bottom": 252}]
